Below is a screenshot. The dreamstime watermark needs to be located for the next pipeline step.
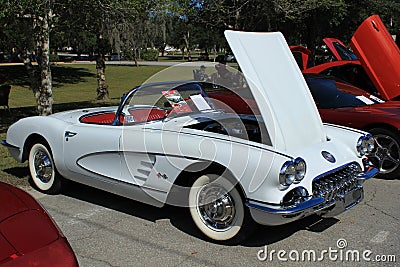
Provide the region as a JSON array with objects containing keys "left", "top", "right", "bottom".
[{"left": 257, "top": 238, "right": 397, "bottom": 263}]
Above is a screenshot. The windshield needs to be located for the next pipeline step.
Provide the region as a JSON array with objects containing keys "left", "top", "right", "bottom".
[
  {"left": 306, "top": 76, "right": 384, "bottom": 109},
  {"left": 320, "top": 64, "right": 379, "bottom": 97},
  {"left": 120, "top": 82, "right": 216, "bottom": 124},
  {"left": 332, "top": 42, "right": 358, "bottom": 60}
]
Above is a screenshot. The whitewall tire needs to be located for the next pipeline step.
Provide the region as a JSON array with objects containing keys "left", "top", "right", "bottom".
[
  {"left": 28, "top": 143, "right": 62, "bottom": 194},
  {"left": 189, "top": 174, "right": 250, "bottom": 242}
]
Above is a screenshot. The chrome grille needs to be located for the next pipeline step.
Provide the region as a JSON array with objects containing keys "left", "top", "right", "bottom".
[{"left": 313, "top": 162, "right": 361, "bottom": 204}]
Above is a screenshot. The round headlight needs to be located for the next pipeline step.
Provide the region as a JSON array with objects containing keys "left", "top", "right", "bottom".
[
  {"left": 357, "top": 136, "right": 368, "bottom": 156},
  {"left": 294, "top": 158, "right": 306, "bottom": 182},
  {"left": 357, "top": 135, "right": 375, "bottom": 156},
  {"left": 279, "top": 161, "right": 296, "bottom": 187},
  {"left": 366, "top": 135, "right": 375, "bottom": 153}
]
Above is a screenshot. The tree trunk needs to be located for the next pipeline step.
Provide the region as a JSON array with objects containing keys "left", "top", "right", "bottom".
[
  {"left": 37, "top": 15, "right": 53, "bottom": 115},
  {"left": 305, "top": 12, "right": 317, "bottom": 67},
  {"left": 161, "top": 19, "right": 167, "bottom": 57},
  {"left": 134, "top": 48, "right": 139, "bottom": 67},
  {"left": 96, "top": 53, "right": 109, "bottom": 100},
  {"left": 31, "top": 6, "right": 54, "bottom": 116},
  {"left": 183, "top": 30, "right": 191, "bottom": 61},
  {"left": 181, "top": 47, "right": 185, "bottom": 60},
  {"left": 22, "top": 54, "right": 40, "bottom": 99},
  {"left": 160, "top": 43, "right": 166, "bottom": 57}
]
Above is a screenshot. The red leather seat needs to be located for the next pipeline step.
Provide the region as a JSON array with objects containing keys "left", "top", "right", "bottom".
[
  {"left": 80, "top": 108, "right": 167, "bottom": 125},
  {"left": 128, "top": 108, "right": 168, "bottom": 123},
  {"left": 80, "top": 112, "right": 116, "bottom": 124}
]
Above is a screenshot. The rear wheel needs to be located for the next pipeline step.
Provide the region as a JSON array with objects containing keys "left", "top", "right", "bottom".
[
  {"left": 369, "top": 128, "right": 400, "bottom": 179},
  {"left": 188, "top": 174, "right": 254, "bottom": 243},
  {"left": 28, "top": 143, "right": 62, "bottom": 194}
]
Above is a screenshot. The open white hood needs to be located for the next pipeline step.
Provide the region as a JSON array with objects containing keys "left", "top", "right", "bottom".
[{"left": 225, "top": 31, "right": 326, "bottom": 153}]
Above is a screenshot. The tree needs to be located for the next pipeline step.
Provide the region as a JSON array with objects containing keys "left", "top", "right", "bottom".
[
  {"left": 1, "top": 0, "right": 54, "bottom": 115},
  {"left": 58, "top": 0, "right": 149, "bottom": 98},
  {"left": 34, "top": 1, "right": 54, "bottom": 115},
  {"left": 55, "top": 0, "right": 113, "bottom": 100},
  {"left": 2, "top": 0, "right": 400, "bottom": 112},
  {"left": 106, "top": 1, "right": 152, "bottom": 67}
]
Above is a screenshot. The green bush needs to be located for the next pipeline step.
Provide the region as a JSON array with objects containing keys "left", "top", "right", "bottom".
[
  {"left": 49, "top": 53, "right": 60, "bottom": 62},
  {"left": 140, "top": 49, "right": 159, "bottom": 61},
  {"left": 123, "top": 50, "right": 135, "bottom": 60}
]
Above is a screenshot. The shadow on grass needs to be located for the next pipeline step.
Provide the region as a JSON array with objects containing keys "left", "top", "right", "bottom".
[
  {"left": 0, "top": 65, "right": 96, "bottom": 88},
  {"left": 51, "top": 65, "right": 96, "bottom": 88},
  {"left": 3, "top": 166, "right": 29, "bottom": 178}
]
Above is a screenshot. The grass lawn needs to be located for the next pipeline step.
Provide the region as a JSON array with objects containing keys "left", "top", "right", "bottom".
[
  {"left": 0, "top": 132, "right": 29, "bottom": 187},
  {"left": 0, "top": 64, "right": 167, "bottom": 187},
  {"left": 2, "top": 64, "right": 168, "bottom": 108}
]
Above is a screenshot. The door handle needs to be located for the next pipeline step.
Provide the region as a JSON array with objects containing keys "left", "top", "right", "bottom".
[{"left": 65, "top": 131, "right": 77, "bottom": 141}]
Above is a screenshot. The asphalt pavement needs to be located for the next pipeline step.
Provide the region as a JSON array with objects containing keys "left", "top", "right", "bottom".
[{"left": 26, "top": 176, "right": 399, "bottom": 267}]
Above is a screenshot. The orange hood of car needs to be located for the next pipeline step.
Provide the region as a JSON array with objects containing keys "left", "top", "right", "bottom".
[{"left": 350, "top": 14, "right": 400, "bottom": 101}]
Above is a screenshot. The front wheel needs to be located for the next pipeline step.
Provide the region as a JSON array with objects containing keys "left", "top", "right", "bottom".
[
  {"left": 369, "top": 128, "right": 400, "bottom": 179},
  {"left": 188, "top": 174, "right": 254, "bottom": 243},
  {"left": 28, "top": 143, "right": 62, "bottom": 194}
]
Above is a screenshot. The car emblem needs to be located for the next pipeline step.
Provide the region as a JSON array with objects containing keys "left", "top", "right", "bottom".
[{"left": 322, "top": 151, "right": 336, "bottom": 163}]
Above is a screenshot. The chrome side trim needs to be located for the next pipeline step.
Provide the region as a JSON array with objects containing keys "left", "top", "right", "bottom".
[
  {"left": 75, "top": 153, "right": 168, "bottom": 195},
  {"left": 323, "top": 123, "right": 366, "bottom": 135}
]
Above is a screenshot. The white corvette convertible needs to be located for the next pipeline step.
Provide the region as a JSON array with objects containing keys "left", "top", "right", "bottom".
[{"left": 2, "top": 31, "right": 378, "bottom": 242}]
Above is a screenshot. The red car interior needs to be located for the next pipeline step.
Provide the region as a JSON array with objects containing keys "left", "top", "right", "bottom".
[
  {"left": 127, "top": 108, "right": 168, "bottom": 122},
  {"left": 80, "top": 111, "right": 118, "bottom": 124},
  {"left": 80, "top": 107, "right": 168, "bottom": 125}
]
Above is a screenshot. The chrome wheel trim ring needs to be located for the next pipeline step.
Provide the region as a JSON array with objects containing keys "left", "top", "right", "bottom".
[
  {"left": 33, "top": 148, "right": 54, "bottom": 183},
  {"left": 196, "top": 183, "right": 236, "bottom": 232}
]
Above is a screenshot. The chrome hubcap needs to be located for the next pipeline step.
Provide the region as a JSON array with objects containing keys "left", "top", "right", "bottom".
[
  {"left": 370, "top": 134, "right": 400, "bottom": 174},
  {"left": 197, "top": 184, "right": 235, "bottom": 231},
  {"left": 33, "top": 150, "right": 53, "bottom": 183}
]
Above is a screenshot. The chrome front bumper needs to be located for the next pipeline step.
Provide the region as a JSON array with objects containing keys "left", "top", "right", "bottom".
[{"left": 246, "top": 166, "right": 378, "bottom": 226}]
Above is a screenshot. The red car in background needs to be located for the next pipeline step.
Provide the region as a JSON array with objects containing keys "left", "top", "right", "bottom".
[
  {"left": 210, "top": 73, "right": 400, "bottom": 179},
  {"left": 295, "top": 15, "right": 400, "bottom": 101},
  {"left": 0, "top": 181, "right": 78, "bottom": 266},
  {"left": 289, "top": 15, "right": 400, "bottom": 178},
  {"left": 291, "top": 37, "right": 358, "bottom": 71},
  {"left": 305, "top": 74, "right": 400, "bottom": 178},
  {"left": 204, "top": 15, "right": 400, "bottom": 178}
]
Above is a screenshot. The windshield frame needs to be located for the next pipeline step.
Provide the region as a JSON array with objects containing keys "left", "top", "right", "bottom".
[
  {"left": 113, "top": 81, "right": 217, "bottom": 125},
  {"left": 332, "top": 42, "right": 358, "bottom": 61}
]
